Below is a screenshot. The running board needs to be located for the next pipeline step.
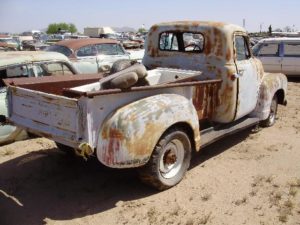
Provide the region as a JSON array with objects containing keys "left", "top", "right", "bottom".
[{"left": 200, "top": 117, "right": 260, "bottom": 149}]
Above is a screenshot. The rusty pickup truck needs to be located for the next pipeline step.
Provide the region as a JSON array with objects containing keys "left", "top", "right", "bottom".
[{"left": 5, "top": 21, "right": 287, "bottom": 190}]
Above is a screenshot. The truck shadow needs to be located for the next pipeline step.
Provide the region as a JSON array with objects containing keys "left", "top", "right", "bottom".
[
  {"left": 0, "top": 148, "right": 155, "bottom": 225},
  {"left": 288, "top": 77, "right": 300, "bottom": 83},
  {"left": 190, "top": 127, "right": 253, "bottom": 169},
  {"left": 0, "top": 128, "right": 253, "bottom": 225}
]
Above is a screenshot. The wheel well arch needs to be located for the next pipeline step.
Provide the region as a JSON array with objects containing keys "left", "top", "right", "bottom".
[
  {"left": 160, "top": 122, "right": 196, "bottom": 153},
  {"left": 275, "top": 89, "right": 286, "bottom": 105}
]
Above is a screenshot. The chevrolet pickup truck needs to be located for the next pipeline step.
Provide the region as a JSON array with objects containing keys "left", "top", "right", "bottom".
[{"left": 5, "top": 21, "right": 287, "bottom": 190}]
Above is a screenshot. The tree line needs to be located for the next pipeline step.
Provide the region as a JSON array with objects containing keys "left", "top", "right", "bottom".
[{"left": 46, "top": 23, "right": 77, "bottom": 34}]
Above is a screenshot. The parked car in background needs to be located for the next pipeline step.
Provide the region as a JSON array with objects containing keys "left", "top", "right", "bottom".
[
  {"left": 0, "top": 35, "right": 22, "bottom": 50},
  {"left": 22, "top": 40, "right": 49, "bottom": 51},
  {"left": 44, "top": 38, "right": 144, "bottom": 73},
  {"left": 253, "top": 37, "right": 300, "bottom": 76},
  {"left": 0, "top": 43, "right": 17, "bottom": 52},
  {"left": 0, "top": 51, "right": 80, "bottom": 145}
]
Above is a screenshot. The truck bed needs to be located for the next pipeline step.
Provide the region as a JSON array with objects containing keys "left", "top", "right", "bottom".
[
  {"left": 8, "top": 86, "right": 80, "bottom": 144},
  {"left": 6, "top": 69, "right": 222, "bottom": 149}
]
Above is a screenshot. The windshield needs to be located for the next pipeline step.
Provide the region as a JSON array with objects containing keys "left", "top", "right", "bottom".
[{"left": 45, "top": 45, "right": 72, "bottom": 57}]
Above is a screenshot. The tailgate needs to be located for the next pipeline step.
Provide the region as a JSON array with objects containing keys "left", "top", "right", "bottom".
[{"left": 8, "top": 86, "right": 80, "bottom": 142}]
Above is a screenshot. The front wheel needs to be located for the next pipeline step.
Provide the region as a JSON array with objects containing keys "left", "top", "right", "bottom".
[
  {"left": 138, "top": 128, "right": 192, "bottom": 190},
  {"left": 260, "top": 95, "right": 278, "bottom": 127}
]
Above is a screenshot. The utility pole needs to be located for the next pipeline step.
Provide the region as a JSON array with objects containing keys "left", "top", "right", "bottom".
[{"left": 260, "top": 23, "right": 264, "bottom": 33}]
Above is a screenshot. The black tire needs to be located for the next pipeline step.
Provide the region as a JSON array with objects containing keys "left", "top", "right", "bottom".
[
  {"left": 138, "top": 128, "right": 192, "bottom": 190},
  {"left": 260, "top": 95, "right": 278, "bottom": 127},
  {"left": 110, "top": 59, "right": 134, "bottom": 74},
  {"left": 55, "top": 142, "right": 75, "bottom": 156}
]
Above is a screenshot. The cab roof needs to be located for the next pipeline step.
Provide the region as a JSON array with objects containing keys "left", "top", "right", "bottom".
[{"left": 150, "top": 21, "right": 246, "bottom": 34}]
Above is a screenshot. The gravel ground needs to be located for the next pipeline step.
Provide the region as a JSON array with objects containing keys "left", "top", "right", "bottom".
[{"left": 0, "top": 80, "right": 299, "bottom": 225}]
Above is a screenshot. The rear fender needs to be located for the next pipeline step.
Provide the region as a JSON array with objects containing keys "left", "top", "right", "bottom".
[
  {"left": 96, "top": 94, "right": 200, "bottom": 168},
  {"left": 250, "top": 73, "right": 287, "bottom": 120}
]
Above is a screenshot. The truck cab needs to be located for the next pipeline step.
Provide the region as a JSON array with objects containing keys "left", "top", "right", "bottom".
[{"left": 143, "top": 21, "right": 286, "bottom": 123}]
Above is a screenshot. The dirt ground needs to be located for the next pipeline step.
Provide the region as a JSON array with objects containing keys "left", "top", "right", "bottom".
[{"left": 0, "top": 80, "right": 299, "bottom": 225}]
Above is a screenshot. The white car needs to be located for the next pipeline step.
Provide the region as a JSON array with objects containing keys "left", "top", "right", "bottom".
[
  {"left": 0, "top": 51, "right": 79, "bottom": 145},
  {"left": 253, "top": 37, "right": 300, "bottom": 76}
]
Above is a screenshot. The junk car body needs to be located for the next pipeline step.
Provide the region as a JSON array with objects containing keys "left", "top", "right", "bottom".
[
  {"left": 253, "top": 37, "right": 300, "bottom": 76},
  {"left": 45, "top": 38, "right": 144, "bottom": 73}
]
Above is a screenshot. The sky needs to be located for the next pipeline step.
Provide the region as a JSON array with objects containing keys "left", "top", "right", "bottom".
[{"left": 0, "top": 0, "right": 299, "bottom": 34}]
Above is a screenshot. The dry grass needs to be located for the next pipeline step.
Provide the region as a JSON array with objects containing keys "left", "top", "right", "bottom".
[
  {"left": 289, "top": 187, "right": 298, "bottom": 197},
  {"left": 147, "top": 207, "right": 158, "bottom": 225},
  {"left": 201, "top": 193, "right": 211, "bottom": 202},
  {"left": 278, "top": 213, "right": 289, "bottom": 223},
  {"left": 234, "top": 196, "right": 248, "bottom": 206},
  {"left": 265, "top": 175, "right": 274, "bottom": 183},
  {"left": 284, "top": 199, "right": 294, "bottom": 209},
  {"left": 278, "top": 206, "right": 293, "bottom": 223},
  {"left": 197, "top": 212, "right": 212, "bottom": 225},
  {"left": 249, "top": 189, "right": 257, "bottom": 197},
  {"left": 185, "top": 218, "right": 194, "bottom": 225},
  {"left": 169, "top": 205, "right": 181, "bottom": 216},
  {"left": 251, "top": 175, "right": 265, "bottom": 187},
  {"left": 288, "top": 178, "right": 300, "bottom": 188},
  {"left": 269, "top": 191, "right": 282, "bottom": 207}
]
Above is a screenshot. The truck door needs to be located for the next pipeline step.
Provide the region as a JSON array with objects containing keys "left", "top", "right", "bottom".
[{"left": 234, "top": 35, "right": 259, "bottom": 120}]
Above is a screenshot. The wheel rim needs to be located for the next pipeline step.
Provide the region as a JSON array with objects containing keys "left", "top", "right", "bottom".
[
  {"left": 159, "top": 139, "right": 185, "bottom": 179},
  {"left": 269, "top": 97, "right": 277, "bottom": 125}
]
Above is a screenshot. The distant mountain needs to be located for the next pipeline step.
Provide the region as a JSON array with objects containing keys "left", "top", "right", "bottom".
[{"left": 113, "top": 27, "right": 136, "bottom": 32}]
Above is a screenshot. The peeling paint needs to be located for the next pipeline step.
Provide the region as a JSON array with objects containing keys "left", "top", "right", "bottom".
[{"left": 97, "top": 94, "right": 200, "bottom": 168}]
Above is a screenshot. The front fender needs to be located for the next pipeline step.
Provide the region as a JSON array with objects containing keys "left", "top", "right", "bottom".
[
  {"left": 97, "top": 94, "right": 200, "bottom": 168},
  {"left": 251, "top": 73, "right": 287, "bottom": 120}
]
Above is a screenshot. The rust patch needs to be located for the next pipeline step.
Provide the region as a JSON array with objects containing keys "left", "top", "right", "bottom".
[
  {"left": 126, "top": 122, "right": 163, "bottom": 156},
  {"left": 102, "top": 127, "right": 124, "bottom": 140},
  {"left": 204, "top": 34, "right": 212, "bottom": 55},
  {"left": 151, "top": 25, "right": 158, "bottom": 33},
  {"left": 226, "top": 48, "right": 231, "bottom": 61},
  {"left": 192, "top": 83, "right": 220, "bottom": 120},
  {"left": 214, "top": 28, "right": 223, "bottom": 57}
]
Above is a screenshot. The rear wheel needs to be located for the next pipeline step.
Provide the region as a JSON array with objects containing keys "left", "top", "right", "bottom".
[
  {"left": 138, "top": 128, "right": 192, "bottom": 190},
  {"left": 260, "top": 95, "right": 278, "bottom": 127}
]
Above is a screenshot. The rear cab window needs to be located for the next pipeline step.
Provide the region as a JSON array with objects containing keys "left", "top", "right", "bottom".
[{"left": 159, "top": 32, "right": 204, "bottom": 53}]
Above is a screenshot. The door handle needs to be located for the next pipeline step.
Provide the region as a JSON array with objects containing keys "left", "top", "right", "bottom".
[{"left": 238, "top": 69, "right": 244, "bottom": 75}]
